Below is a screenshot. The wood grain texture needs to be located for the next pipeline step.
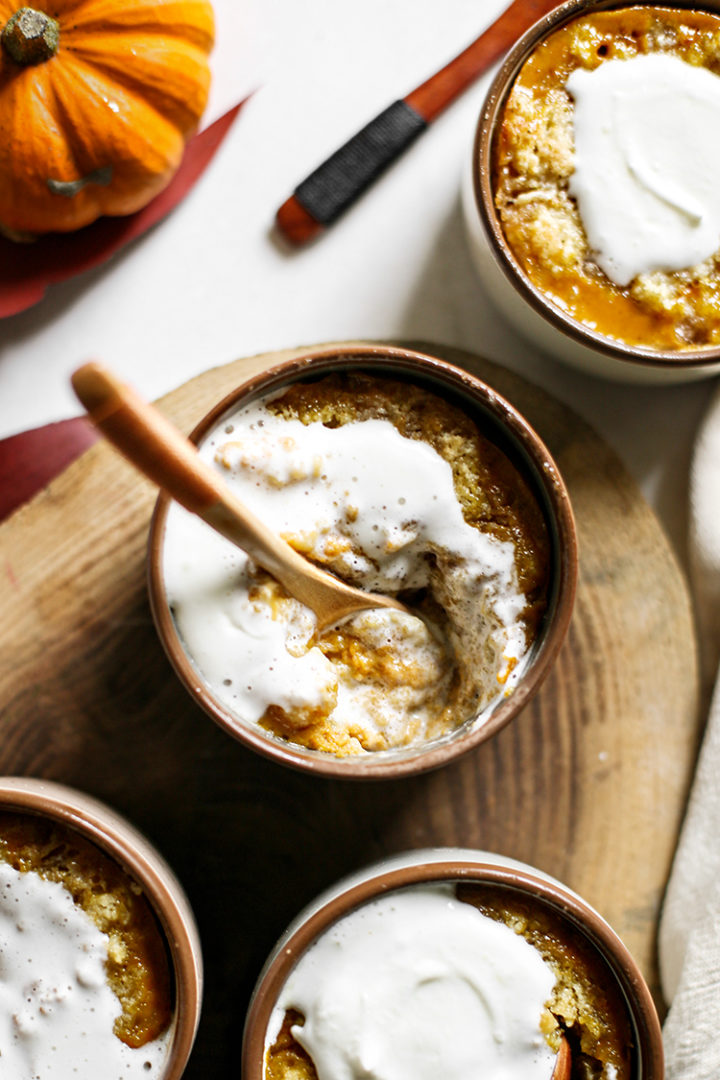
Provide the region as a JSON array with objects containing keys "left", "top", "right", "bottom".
[{"left": 0, "top": 342, "right": 700, "bottom": 1072}]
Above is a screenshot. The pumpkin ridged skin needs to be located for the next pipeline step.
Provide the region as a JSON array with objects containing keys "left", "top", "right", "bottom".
[{"left": 0, "top": 0, "right": 214, "bottom": 234}]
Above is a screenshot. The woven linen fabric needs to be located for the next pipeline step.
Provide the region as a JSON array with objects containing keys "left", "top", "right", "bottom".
[{"left": 660, "top": 381, "right": 720, "bottom": 1079}]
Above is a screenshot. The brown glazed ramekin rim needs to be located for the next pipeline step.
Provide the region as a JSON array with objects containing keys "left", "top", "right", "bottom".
[
  {"left": 240, "top": 856, "right": 664, "bottom": 1080},
  {"left": 147, "top": 343, "right": 577, "bottom": 779},
  {"left": 0, "top": 776, "right": 202, "bottom": 1079},
  {"left": 471, "top": 0, "right": 720, "bottom": 374}
]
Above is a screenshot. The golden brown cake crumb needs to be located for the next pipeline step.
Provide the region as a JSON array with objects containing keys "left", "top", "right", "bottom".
[
  {"left": 265, "top": 1009, "right": 317, "bottom": 1080},
  {"left": 456, "top": 883, "right": 633, "bottom": 1079}
]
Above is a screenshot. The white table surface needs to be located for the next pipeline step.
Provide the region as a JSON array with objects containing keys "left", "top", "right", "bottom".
[{"left": 0, "top": 0, "right": 714, "bottom": 569}]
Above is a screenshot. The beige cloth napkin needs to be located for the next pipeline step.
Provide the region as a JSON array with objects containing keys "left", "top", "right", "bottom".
[{"left": 659, "top": 381, "right": 720, "bottom": 1078}]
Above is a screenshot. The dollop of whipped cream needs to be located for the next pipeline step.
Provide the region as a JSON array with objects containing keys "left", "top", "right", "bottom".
[
  {"left": 163, "top": 400, "right": 529, "bottom": 751},
  {"left": 0, "top": 863, "right": 169, "bottom": 1078},
  {"left": 567, "top": 53, "right": 720, "bottom": 285},
  {"left": 267, "top": 885, "right": 557, "bottom": 1080}
]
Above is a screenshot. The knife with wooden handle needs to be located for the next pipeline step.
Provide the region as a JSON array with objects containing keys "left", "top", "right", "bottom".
[{"left": 275, "top": 0, "right": 561, "bottom": 246}]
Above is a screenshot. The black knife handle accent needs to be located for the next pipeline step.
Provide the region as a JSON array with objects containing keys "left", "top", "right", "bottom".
[{"left": 293, "top": 100, "right": 428, "bottom": 226}]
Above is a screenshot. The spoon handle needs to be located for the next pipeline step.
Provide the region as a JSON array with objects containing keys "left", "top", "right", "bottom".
[
  {"left": 72, "top": 363, "right": 408, "bottom": 629},
  {"left": 551, "top": 1035, "right": 571, "bottom": 1080},
  {"left": 275, "top": 0, "right": 560, "bottom": 246},
  {"left": 71, "top": 362, "right": 307, "bottom": 584}
]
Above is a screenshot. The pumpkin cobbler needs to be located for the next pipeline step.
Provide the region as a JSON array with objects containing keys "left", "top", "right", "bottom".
[
  {"left": 162, "top": 372, "right": 551, "bottom": 756},
  {"left": 493, "top": 5, "right": 720, "bottom": 349},
  {"left": 265, "top": 881, "right": 633, "bottom": 1080},
  {"left": 0, "top": 810, "right": 172, "bottom": 1049}
]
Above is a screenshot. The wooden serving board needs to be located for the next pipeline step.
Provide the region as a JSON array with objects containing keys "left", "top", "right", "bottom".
[{"left": 0, "top": 342, "right": 700, "bottom": 1072}]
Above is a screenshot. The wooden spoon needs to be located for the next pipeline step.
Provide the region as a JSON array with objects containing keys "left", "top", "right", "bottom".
[
  {"left": 275, "top": 0, "right": 562, "bottom": 245},
  {"left": 71, "top": 363, "right": 408, "bottom": 631},
  {"left": 551, "top": 1035, "right": 572, "bottom": 1080}
]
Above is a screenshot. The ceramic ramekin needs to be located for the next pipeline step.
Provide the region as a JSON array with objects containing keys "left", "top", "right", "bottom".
[
  {"left": 0, "top": 777, "right": 203, "bottom": 1079},
  {"left": 242, "top": 848, "right": 664, "bottom": 1079},
  {"left": 463, "top": 0, "right": 720, "bottom": 384},
  {"left": 147, "top": 344, "right": 577, "bottom": 779}
]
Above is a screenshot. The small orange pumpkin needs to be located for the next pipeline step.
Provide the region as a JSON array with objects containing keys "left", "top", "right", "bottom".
[{"left": 0, "top": 1, "right": 214, "bottom": 236}]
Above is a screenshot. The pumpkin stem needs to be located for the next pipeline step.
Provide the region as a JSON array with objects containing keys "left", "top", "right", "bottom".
[{"left": 2, "top": 7, "right": 59, "bottom": 65}]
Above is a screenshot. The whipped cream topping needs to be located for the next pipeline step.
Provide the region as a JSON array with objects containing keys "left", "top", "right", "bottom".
[
  {"left": 0, "top": 862, "right": 170, "bottom": 1078},
  {"left": 267, "top": 885, "right": 557, "bottom": 1080},
  {"left": 163, "top": 397, "right": 530, "bottom": 751},
  {"left": 568, "top": 53, "right": 720, "bottom": 285}
]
